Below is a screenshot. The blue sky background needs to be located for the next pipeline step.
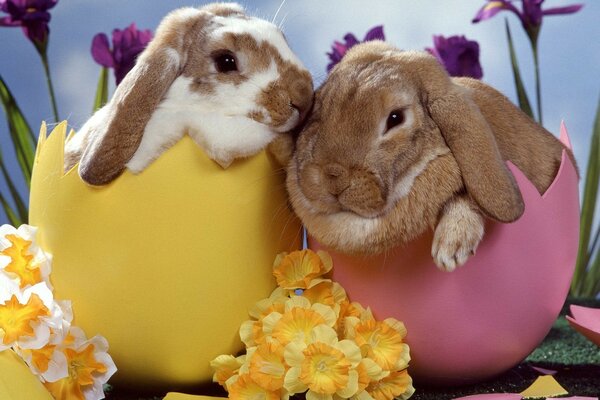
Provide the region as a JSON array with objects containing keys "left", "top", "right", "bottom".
[{"left": 0, "top": 0, "right": 598, "bottom": 227}]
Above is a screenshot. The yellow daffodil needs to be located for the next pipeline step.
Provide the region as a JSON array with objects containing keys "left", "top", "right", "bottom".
[
  {"left": 336, "top": 301, "right": 368, "bottom": 338},
  {"left": 0, "top": 224, "right": 52, "bottom": 289},
  {"left": 213, "top": 250, "right": 414, "bottom": 400},
  {"left": 301, "top": 281, "right": 347, "bottom": 307},
  {"left": 364, "top": 370, "right": 414, "bottom": 400},
  {"left": 284, "top": 325, "right": 361, "bottom": 399},
  {"left": 249, "top": 341, "right": 288, "bottom": 390},
  {"left": 248, "top": 287, "right": 288, "bottom": 320},
  {"left": 273, "top": 250, "right": 333, "bottom": 290},
  {"left": 211, "top": 354, "right": 245, "bottom": 386},
  {"left": 348, "top": 317, "right": 410, "bottom": 371},
  {"left": 228, "top": 373, "right": 282, "bottom": 400},
  {"left": 0, "top": 276, "right": 63, "bottom": 351},
  {"left": 356, "top": 358, "right": 387, "bottom": 392},
  {"left": 44, "top": 329, "right": 117, "bottom": 400},
  {"left": 266, "top": 296, "right": 337, "bottom": 346}
]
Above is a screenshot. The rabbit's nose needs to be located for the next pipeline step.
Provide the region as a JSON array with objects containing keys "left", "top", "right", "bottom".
[{"left": 323, "top": 163, "right": 350, "bottom": 196}]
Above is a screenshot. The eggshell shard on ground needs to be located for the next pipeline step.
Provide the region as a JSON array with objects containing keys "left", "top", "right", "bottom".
[
  {"left": 28, "top": 122, "right": 302, "bottom": 388},
  {"left": 310, "top": 125, "right": 579, "bottom": 385},
  {"left": 567, "top": 305, "right": 600, "bottom": 347}
]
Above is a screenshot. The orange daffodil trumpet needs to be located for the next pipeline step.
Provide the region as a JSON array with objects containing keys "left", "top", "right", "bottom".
[
  {"left": 212, "top": 249, "right": 415, "bottom": 400},
  {"left": 0, "top": 224, "right": 116, "bottom": 400}
]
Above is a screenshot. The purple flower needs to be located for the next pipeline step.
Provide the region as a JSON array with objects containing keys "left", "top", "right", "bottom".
[
  {"left": 327, "top": 25, "right": 385, "bottom": 72},
  {"left": 0, "top": 0, "right": 58, "bottom": 50},
  {"left": 426, "top": 35, "right": 483, "bottom": 79},
  {"left": 91, "top": 23, "right": 153, "bottom": 85},
  {"left": 473, "top": 0, "right": 583, "bottom": 39}
]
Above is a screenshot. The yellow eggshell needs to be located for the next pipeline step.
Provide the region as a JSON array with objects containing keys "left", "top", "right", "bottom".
[
  {"left": 29, "top": 122, "right": 301, "bottom": 387},
  {"left": 0, "top": 351, "right": 54, "bottom": 400}
]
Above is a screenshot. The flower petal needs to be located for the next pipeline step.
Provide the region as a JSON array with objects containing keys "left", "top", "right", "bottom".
[
  {"left": 542, "top": 4, "right": 584, "bottom": 16},
  {"left": 91, "top": 33, "right": 115, "bottom": 68},
  {"left": 311, "top": 324, "right": 338, "bottom": 346},
  {"left": 363, "top": 25, "right": 385, "bottom": 41},
  {"left": 284, "top": 366, "right": 308, "bottom": 394},
  {"left": 336, "top": 340, "right": 362, "bottom": 367},
  {"left": 284, "top": 340, "right": 306, "bottom": 367},
  {"left": 472, "top": 1, "right": 521, "bottom": 23},
  {"left": 336, "top": 369, "right": 359, "bottom": 398}
]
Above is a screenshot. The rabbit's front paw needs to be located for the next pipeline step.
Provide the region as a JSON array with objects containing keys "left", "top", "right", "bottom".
[{"left": 432, "top": 197, "right": 484, "bottom": 272}]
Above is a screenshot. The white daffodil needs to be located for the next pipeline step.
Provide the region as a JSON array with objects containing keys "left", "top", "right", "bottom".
[
  {"left": 0, "top": 224, "right": 52, "bottom": 290},
  {"left": 44, "top": 328, "right": 117, "bottom": 400},
  {"left": 0, "top": 276, "right": 63, "bottom": 351}
]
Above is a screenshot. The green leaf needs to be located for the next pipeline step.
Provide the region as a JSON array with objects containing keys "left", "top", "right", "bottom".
[
  {"left": 0, "top": 74, "right": 36, "bottom": 186},
  {"left": 93, "top": 67, "right": 109, "bottom": 112},
  {"left": 0, "top": 189, "right": 21, "bottom": 226},
  {"left": 589, "top": 250, "right": 600, "bottom": 295},
  {"left": 0, "top": 147, "right": 28, "bottom": 223},
  {"left": 505, "top": 20, "right": 534, "bottom": 120},
  {"left": 576, "top": 98, "right": 600, "bottom": 296}
]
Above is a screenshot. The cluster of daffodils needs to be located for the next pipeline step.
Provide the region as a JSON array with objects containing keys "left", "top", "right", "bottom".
[
  {"left": 211, "top": 249, "right": 414, "bottom": 400},
  {"left": 0, "top": 224, "right": 116, "bottom": 400}
]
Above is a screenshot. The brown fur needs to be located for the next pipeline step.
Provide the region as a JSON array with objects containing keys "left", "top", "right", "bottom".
[{"left": 287, "top": 42, "right": 575, "bottom": 268}]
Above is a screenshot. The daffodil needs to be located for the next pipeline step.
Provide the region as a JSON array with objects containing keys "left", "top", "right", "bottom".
[
  {"left": 364, "top": 369, "right": 414, "bottom": 400},
  {"left": 248, "top": 287, "right": 288, "bottom": 320},
  {"left": 44, "top": 328, "right": 117, "bottom": 400},
  {"left": 336, "top": 301, "right": 368, "bottom": 338},
  {"left": 249, "top": 341, "right": 288, "bottom": 391},
  {"left": 0, "top": 224, "right": 52, "bottom": 289},
  {"left": 0, "top": 274, "right": 63, "bottom": 351},
  {"left": 273, "top": 250, "right": 333, "bottom": 290},
  {"left": 16, "top": 299, "right": 73, "bottom": 382},
  {"left": 301, "top": 281, "right": 347, "bottom": 307},
  {"left": 211, "top": 354, "right": 245, "bottom": 386},
  {"left": 284, "top": 325, "right": 362, "bottom": 399},
  {"left": 349, "top": 358, "right": 391, "bottom": 400},
  {"left": 213, "top": 250, "right": 414, "bottom": 400},
  {"left": 227, "top": 373, "right": 282, "bottom": 400},
  {"left": 16, "top": 342, "right": 69, "bottom": 383},
  {"left": 265, "top": 296, "right": 337, "bottom": 346},
  {"left": 347, "top": 317, "right": 410, "bottom": 371}
]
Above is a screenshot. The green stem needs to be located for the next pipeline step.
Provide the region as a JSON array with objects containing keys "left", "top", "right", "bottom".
[
  {"left": 40, "top": 51, "right": 60, "bottom": 123},
  {"left": 531, "top": 40, "right": 543, "bottom": 125}
]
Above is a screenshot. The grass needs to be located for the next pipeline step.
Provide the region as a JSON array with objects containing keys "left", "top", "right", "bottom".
[{"left": 105, "top": 299, "right": 600, "bottom": 399}]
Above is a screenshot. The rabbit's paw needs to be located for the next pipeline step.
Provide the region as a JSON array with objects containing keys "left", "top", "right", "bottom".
[{"left": 432, "top": 197, "right": 484, "bottom": 272}]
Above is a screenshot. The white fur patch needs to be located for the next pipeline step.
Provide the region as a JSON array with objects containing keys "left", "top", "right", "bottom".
[
  {"left": 126, "top": 74, "right": 278, "bottom": 172},
  {"left": 210, "top": 15, "right": 304, "bottom": 68}
]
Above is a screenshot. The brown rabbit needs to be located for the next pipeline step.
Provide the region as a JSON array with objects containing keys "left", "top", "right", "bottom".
[{"left": 286, "top": 41, "right": 575, "bottom": 271}]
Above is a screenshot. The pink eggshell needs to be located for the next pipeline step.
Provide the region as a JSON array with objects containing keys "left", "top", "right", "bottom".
[
  {"left": 309, "top": 124, "right": 579, "bottom": 385},
  {"left": 566, "top": 305, "right": 600, "bottom": 347}
]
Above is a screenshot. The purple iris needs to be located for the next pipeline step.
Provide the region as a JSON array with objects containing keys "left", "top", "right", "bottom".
[
  {"left": 91, "top": 23, "right": 153, "bottom": 85},
  {"left": 327, "top": 25, "right": 385, "bottom": 72},
  {"left": 473, "top": 0, "right": 583, "bottom": 38},
  {"left": 0, "top": 0, "right": 58, "bottom": 50},
  {"left": 426, "top": 35, "right": 483, "bottom": 80}
]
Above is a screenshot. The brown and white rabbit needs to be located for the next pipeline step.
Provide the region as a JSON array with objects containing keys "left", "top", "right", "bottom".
[
  {"left": 65, "top": 2, "right": 313, "bottom": 185},
  {"left": 286, "top": 41, "right": 575, "bottom": 271}
]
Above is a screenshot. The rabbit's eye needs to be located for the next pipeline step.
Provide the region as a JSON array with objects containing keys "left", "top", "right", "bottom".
[
  {"left": 385, "top": 109, "right": 406, "bottom": 132},
  {"left": 213, "top": 51, "right": 238, "bottom": 73}
]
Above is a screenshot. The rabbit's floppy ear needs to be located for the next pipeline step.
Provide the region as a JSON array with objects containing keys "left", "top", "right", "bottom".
[
  {"left": 427, "top": 86, "right": 524, "bottom": 222},
  {"left": 79, "top": 8, "right": 206, "bottom": 185},
  {"left": 79, "top": 53, "right": 180, "bottom": 185}
]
